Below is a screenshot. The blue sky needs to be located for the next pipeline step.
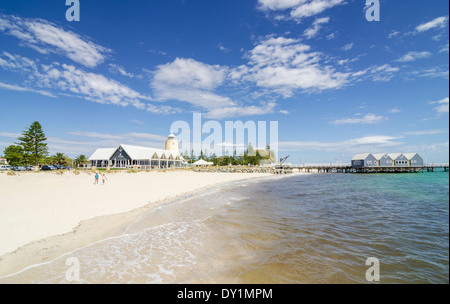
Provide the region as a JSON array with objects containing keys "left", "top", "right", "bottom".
[{"left": 0, "top": 0, "right": 448, "bottom": 163}]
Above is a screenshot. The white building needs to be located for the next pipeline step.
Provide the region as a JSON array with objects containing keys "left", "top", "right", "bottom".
[{"left": 88, "top": 135, "right": 183, "bottom": 169}]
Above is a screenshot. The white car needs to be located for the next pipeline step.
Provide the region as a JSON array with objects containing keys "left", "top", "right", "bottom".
[{"left": 0, "top": 165, "right": 12, "bottom": 171}]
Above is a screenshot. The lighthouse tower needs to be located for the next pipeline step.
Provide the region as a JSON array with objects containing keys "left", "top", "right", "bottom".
[{"left": 165, "top": 134, "right": 179, "bottom": 154}]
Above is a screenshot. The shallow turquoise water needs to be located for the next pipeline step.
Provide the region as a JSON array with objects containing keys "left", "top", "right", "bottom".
[{"left": 2, "top": 171, "right": 448, "bottom": 283}]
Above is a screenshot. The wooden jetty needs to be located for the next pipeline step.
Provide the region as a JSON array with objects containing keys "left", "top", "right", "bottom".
[
  {"left": 191, "top": 164, "right": 448, "bottom": 175},
  {"left": 291, "top": 164, "right": 449, "bottom": 174}
]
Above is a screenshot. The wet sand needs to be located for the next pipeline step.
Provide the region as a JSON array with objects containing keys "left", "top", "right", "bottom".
[{"left": 0, "top": 169, "right": 273, "bottom": 278}]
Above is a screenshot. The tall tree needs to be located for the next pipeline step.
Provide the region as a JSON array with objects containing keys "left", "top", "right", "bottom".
[{"left": 17, "top": 121, "right": 49, "bottom": 166}]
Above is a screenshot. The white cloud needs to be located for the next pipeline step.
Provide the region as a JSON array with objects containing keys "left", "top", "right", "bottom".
[
  {"left": 0, "top": 81, "right": 56, "bottom": 98},
  {"left": 0, "top": 132, "right": 21, "bottom": 138},
  {"left": 396, "top": 51, "right": 432, "bottom": 62},
  {"left": 388, "top": 107, "right": 401, "bottom": 114},
  {"left": 153, "top": 58, "right": 227, "bottom": 92},
  {"left": 0, "top": 51, "right": 39, "bottom": 73},
  {"left": 341, "top": 43, "right": 354, "bottom": 51},
  {"left": 332, "top": 113, "right": 387, "bottom": 125},
  {"left": 151, "top": 58, "right": 234, "bottom": 110},
  {"left": 67, "top": 131, "right": 167, "bottom": 142},
  {"left": 279, "top": 135, "right": 403, "bottom": 152},
  {"left": 290, "top": 0, "right": 345, "bottom": 20},
  {"left": 410, "top": 66, "right": 449, "bottom": 79},
  {"left": 150, "top": 36, "right": 394, "bottom": 115},
  {"left": 385, "top": 17, "right": 448, "bottom": 40},
  {"left": 304, "top": 17, "right": 330, "bottom": 39},
  {"left": 352, "top": 64, "right": 400, "bottom": 82},
  {"left": 205, "top": 102, "right": 276, "bottom": 119},
  {"left": 0, "top": 52, "right": 179, "bottom": 115},
  {"left": 151, "top": 57, "right": 274, "bottom": 118},
  {"left": 148, "top": 49, "right": 168, "bottom": 56},
  {"left": 0, "top": 14, "right": 110, "bottom": 68},
  {"left": 239, "top": 36, "right": 350, "bottom": 96},
  {"left": 326, "top": 33, "right": 336, "bottom": 40},
  {"left": 218, "top": 43, "right": 232, "bottom": 53},
  {"left": 258, "top": 0, "right": 305, "bottom": 11},
  {"left": 39, "top": 63, "right": 154, "bottom": 110},
  {"left": 430, "top": 97, "right": 449, "bottom": 113},
  {"left": 257, "top": 0, "right": 345, "bottom": 21},
  {"left": 131, "top": 119, "right": 146, "bottom": 126},
  {"left": 109, "top": 64, "right": 134, "bottom": 78},
  {"left": 416, "top": 16, "right": 449, "bottom": 33},
  {"left": 406, "top": 129, "right": 448, "bottom": 136},
  {"left": 439, "top": 42, "right": 449, "bottom": 53},
  {"left": 388, "top": 31, "right": 400, "bottom": 39}
]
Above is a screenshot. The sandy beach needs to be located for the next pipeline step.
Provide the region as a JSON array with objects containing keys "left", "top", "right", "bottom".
[{"left": 0, "top": 169, "right": 273, "bottom": 278}]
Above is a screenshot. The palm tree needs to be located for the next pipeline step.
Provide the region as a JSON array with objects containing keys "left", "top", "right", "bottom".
[
  {"left": 54, "top": 152, "right": 67, "bottom": 165},
  {"left": 75, "top": 154, "right": 88, "bottom": 168}
]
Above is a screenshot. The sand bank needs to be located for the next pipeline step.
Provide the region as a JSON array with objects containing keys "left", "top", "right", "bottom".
[{"left": 0, "top": 169, "right": 275, "bottom": 277}]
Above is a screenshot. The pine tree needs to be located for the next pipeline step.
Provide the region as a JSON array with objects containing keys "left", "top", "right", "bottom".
[{"left": 17, "top": 121, "right": 49, "bottom": 166}]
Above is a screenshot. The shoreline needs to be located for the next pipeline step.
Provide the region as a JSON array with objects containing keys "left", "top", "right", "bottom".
[{"left": 0, "top": 170, "right": 307, "bottom": 279}]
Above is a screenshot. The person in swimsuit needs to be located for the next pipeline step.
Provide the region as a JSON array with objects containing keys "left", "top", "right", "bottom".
[{"left": 95, "top": 172, "right": 99, "bottom": 184}]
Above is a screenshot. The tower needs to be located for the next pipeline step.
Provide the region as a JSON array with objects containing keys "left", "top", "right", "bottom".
[{"left": 165, "top": 134, "right": 179, "bottom": 153}]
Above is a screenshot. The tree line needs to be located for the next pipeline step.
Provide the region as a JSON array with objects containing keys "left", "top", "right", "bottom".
[
  {"left": 2, "top": 121, "right": 276, "bottom": 168},
  {"left": 1, "top": 121, "right": 89, "bottom": 168},
  {"left": 181, "top": 144, "right": 276, "bottom": 166}
]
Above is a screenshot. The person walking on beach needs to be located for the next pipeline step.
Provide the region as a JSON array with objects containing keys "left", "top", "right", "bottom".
[
  {"left": 95, "top": 172, "right": 99, "bottom": 184},
  {"left": 102, "top": 173, "right": 108, "bottom": 185}
]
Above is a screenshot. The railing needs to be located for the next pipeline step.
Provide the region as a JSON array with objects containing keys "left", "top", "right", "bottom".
[
  {"left": 292, "top": 163, "right": 351, "bottom": 168},
  {"left": 425, "top": 163, "right": 449, "bottom": 167}
]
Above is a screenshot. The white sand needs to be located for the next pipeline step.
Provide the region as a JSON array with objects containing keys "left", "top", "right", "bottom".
[{"left": 0, "top": 170, "right": 271, "bottom": 259}]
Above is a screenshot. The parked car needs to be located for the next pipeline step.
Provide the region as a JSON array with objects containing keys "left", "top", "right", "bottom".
[
  {"left": 53, "top": 165, "right": 71, "bottom": 170},
  {"left": 0, "top": 165, "right": 12, "bottom": 171},
  {"left": 41, "top": 165, "right": 57, "bottom": 171},
  {"left": 26, "top": 166, "right": 34, "bottom": 171},
  {"left": 12, "top": 166, "right": 26, "bottom": 171}
]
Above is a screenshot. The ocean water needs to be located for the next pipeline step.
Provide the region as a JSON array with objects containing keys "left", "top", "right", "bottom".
[{"left": 1, "top": 171, "right": 448, "bottom": 284}]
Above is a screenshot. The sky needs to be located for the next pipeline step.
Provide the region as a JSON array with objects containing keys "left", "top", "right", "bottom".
[{"left": 0, "top": 0, "right": 448, "bottom": 164}]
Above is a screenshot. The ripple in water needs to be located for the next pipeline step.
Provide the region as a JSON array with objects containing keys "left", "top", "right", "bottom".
[{"left": 1, "top": 172, "right": 448, "bottom": 283}]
